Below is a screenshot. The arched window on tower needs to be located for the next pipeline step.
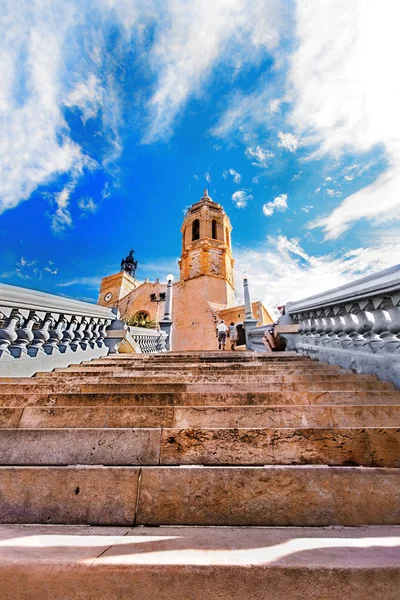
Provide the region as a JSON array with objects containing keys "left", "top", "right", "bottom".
[
  {"left": 212, "top": 219, "right": 217, "bottom": 240},
  {"left": 192, "top": 219, "right": 200, "bottom": 241}
]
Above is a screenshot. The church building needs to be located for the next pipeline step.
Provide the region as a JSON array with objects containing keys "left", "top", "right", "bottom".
[{"left": 98, "top": 190, "right": 273, "bottom": 350}]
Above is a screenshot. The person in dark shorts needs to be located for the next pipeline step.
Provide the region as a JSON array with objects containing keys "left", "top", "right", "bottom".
[{"left": 217, "top": 320, "right": 228, "bottom": 350}]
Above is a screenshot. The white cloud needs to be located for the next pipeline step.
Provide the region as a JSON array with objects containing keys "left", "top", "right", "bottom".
[
  {"left": 301, "top": 205, "right": 313, "bottom": 213},
  {"left": 326, "top": 189, "right": 342, "bottom": 198},
  {"left": 13, "top": 257, "right": 58, "bottom": 280},
  {"left": 50, "top": 183, "right": 74, "bottom": 234},
  {"left": 64, "top": 74, "right": 102, "bottom": 123},
  {"left": 277, "top": 131, "right": 299, "bottom": 152},
  {"left": 289, "top": 0, "right": 400, "bottom": 237},
  {"left": 232, "top": 190, "right": 253, "bottom": 209},
  {"left": 78, "top": 196, "right": 98, "bottom": 216},
  {"left": 204, "top": 171, "right": 211, "bottom": 184},
  {"left": 245, "top": 146, "right": 275, "bottom": 168},
  {"left": 291, "top": 171, "right": 302, "bottom": 182},
  {"left": 234, "top": 234, "right": 400, "bottom": 311},
  {"left": 344, "top": 175, "right": 354, "bottom": 181},
  {"left": 325, "top": 176, "right": 333, "bottom": 182},
  {"left": 262, "top": 193, "right": 288, "bottom": 216},
  {"left": 57, "top": 276, "right": 103, "bottom": 288},
  {"left": 143, "top": 0, "right": 284, "bottom": 143},
  {"left": 223, "top": 168, "right": 242, "bottom": 183}
]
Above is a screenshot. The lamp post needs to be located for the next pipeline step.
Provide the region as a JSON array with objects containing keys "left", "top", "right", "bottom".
[
  {"left": 242, "top": 272, "right": 258, "bottom": 349},
  {"left": 159, "top": 274, "right": 174, "bottom": 350}
]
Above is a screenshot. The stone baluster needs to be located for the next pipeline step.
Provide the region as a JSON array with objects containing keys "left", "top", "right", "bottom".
[
  {"left": 369, "top": 306, "right": 396, "bottom": 353},
  {"left": 96, "top": 321, "right": 108, "bottom": 348},
  {"left": 9, "top": 311, "right": 40, "bottom": 358},
  {"left": 349, "top": 309, "right": 374, "bottom": 350},
  {"left": 327, "top": 313, "right": 345, "bottom": 348},
  {"left": 384, "top": 305, "right": 400, "bottom": 353},
  {"left": 89, "top": 319, "right": 100, "bottom": 348},
  {"left": 0, "top": 309, "right": 23, "bottom": 356},
  {"left": 320, "top": 313, "right": 335, "bottom": 346},
  {"left": 81, "top": 318, "right": 95, "bottom": 350},
  {"left": 70, "top": 318, "right": 87, "bottom": 351},
  {"left": 313, "top": 314, "right": 326, "bottom": 345},
  {"left": 29, "top": 315, "right": 55, "bottom": 356},
  {"left": 337, "top": 308, "right": 358, "bottom": 349},
  {"left": 59, "top": 317, "right": 78, "bottom": 354},
  {"left": 43, "top": 316, "right": 67, "bottom": 355}
]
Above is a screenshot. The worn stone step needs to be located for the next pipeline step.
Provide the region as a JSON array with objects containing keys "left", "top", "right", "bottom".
[
  {"left": 0, "top": 390, "right": 399, "bottom": 407},
  {"left": 0, "top": 465, "right": 399, "bottom": 526},
  {"left": 44, "top": 369, "right": 378, "bottom": 383},
  {"left": 1, "top": 380, "right": 392, "bottom": 393},
  {"left": 1, "top": 524, "right": 399, "bottom": 600},
  {"left": 0, "top": 427, "right": 398, "bottom": 466},
  {"left": 67, "top": 361, "right": 343, "bottom": 371},
  {"left": 1, "top": 405, "right": 400, "bottom": 430}
]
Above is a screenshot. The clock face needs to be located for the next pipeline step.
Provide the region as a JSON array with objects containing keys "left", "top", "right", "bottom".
[{"left": 104, "top": 292, "right": 113, "bottom": 302}]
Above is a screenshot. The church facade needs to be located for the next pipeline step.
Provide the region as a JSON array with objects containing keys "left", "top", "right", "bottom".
[{"left": 98, "top": 190, "right": 272, "bottom": 350}]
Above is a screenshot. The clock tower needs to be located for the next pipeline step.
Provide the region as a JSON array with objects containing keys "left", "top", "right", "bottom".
[{"left": 179, "top": 189, "right": 235, "bottom": 306}]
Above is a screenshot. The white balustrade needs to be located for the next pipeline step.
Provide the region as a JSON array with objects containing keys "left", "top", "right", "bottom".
[{"left": 284, "top": 265, "right": 400, "bottom": 388}]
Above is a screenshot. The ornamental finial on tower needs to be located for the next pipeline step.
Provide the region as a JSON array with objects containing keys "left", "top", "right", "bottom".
[{"left": 204, "top": 188, "right": 209, "bottom": 197}]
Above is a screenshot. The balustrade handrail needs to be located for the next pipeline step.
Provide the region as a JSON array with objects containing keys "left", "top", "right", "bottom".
[
  {"left": 287, "top": 265, "right": 400, "bottom": 314},
  {"left": 0, "top": 283, "right": 116, "bottom": 320}
]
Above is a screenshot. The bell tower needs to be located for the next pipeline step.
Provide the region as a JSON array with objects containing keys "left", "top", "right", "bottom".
[{"left": 179, "top": 189, "right": 235, "bottom": 306}]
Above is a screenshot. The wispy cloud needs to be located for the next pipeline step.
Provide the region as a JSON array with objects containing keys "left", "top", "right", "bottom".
[
  {"left": 78, "top": 196, "right": 98, "bottom": 217},
  {"left": 262, "top": 193, "right": 288, "bottom": 216},
  {"left": 289, "top": 0, "right": 400, "bottom": 237},
  {"left": 277, "top": 131, "right": 299, "bottom": 152},
  {"left": 232, "top": 190, "right": 253, "bottom": 209},
  {"left": 223, "top": 168, "right": 242, "bottom": 184},
  {"left": 234, "top": 234, "right": 400, "bottom": 311},
  {"left": 245, "top": 146, "right": 275, "bottom": 168}
]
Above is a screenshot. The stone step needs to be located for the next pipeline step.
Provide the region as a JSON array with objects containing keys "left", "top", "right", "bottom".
[
  {"left": 1, "top": 390, "right": 399, "bottom": 407},
  {"left": 1, "top": 405, "right": 400, "bottom": 429},
  {"left": 70, "top": 361, "right": 343, "bottom": 371},
  {"left": 0, "top": 465, "right": 399, "bottom": 526},
  {"left": 0, "top": 427, "right": 398, "bottom": 466},
  {"left": 1, "top": 524, "right": 399, "bottom": 600},
  {"left": 1, "top": 377, "right": 393, "bottom": 392},
  {"left": 32, "top": 371, "right": 378, "bottom": 389}
]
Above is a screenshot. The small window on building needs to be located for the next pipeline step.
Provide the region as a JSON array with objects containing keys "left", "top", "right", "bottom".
[
  {"left": 192, "top": 219, "right": 200, "bottom": 241},
  {"left": 212, "top": 219, "right": 217, "bottom": 240}
]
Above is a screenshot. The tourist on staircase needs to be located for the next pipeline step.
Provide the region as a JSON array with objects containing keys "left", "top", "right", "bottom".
[
  {"left": 228, "top": 322, "right": 238, "bottom": 351},
  {"left": 216, "top": 320, "right": 228, "bottom": 350}
]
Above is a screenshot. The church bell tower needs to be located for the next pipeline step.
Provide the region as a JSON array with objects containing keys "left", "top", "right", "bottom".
[{"left": 179, "top": 189, "right": 235, "bottom": 306}]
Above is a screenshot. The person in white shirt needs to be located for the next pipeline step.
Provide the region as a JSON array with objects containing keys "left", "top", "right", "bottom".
[{"left": 216, "top": 320, "right": 228, "bottom": 350}]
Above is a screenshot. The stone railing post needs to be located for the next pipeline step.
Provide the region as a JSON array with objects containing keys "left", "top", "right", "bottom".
[
  {"left": 242, "top": 273, "right": 258, "bottom": 349},
  {"left": 159, "top": 275, "right": 174, "bottom": 351}
]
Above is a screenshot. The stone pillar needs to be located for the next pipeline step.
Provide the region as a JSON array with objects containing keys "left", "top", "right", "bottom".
[
  {"left": 242, "top": 274, "right": 258, "bottom": 349},
  {"left": 159, "top": 275, "right": 173, "bottom": 351}
]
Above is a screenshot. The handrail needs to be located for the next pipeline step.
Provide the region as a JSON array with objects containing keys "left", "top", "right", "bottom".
[
  {"left": 287, "top": 265, "right": 400, "bottom": 314},
  {"left": 0, "top": 283, "right": 116, "bottom": 319},
  {"left": 283, "top": 264, "right": 400, "bottom": 389}
]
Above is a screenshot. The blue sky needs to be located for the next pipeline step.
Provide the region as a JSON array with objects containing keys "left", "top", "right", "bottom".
[{"left": 1, "top": 0, "right": 399, "bottom": 310}]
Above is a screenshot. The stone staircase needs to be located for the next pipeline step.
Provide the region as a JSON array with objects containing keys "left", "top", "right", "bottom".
[{"left": 0, "top": 351, "right": 399, "bottom": 599}]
